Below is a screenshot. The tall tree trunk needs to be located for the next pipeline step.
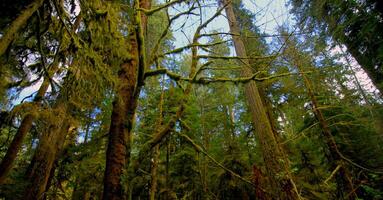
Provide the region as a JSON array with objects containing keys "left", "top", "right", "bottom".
[
  {"left": 0, "top": 0, "right": 45, "bottom": 57},
  {"left": 149, "top": 78, "right": 164, "bottom": 200},
  {"left": 149, "top": 145, "right": 159, "bottom": 200},
  {"left": 102, "top": 60, "right": 138, "bottom": 200},
  {"left": 102, "top": 0, "right": 150, "bottom": 199},
  {"left": 0, "top": 75, "right": 50, "bottom": 184},
  {"left": 23, "top": 113, "right": 74, "bottom": 200},
  {"left": 223, "top": 0, "right": 300, "bottom": 199}
]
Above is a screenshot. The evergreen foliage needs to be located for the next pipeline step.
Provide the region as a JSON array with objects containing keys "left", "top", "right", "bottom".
[{"left": 0, "top": 0, "right": 382, "bottom": 199}]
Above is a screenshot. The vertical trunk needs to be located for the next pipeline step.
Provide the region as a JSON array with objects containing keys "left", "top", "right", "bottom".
[
  {"left": 149, "top": 146, "right": 159, "bottom": 200},
  {"left": 103, "top": 57, "right": 138, "bottom": 200},
  {"left": 149, "top": 79, "right": 164, "bottom": 200},
  {"left": 0, "top": 76, "right": 50, "bottom": 184},
  {"left": 0, "top": 0, "right": 45, "bottom": 57},
  {"left": 23, "top": 116, "right": 73, "bottom": 200},
  {"left": 252, "top": 165, "right": 268, "bottom": 200},
  {"left": 102, "top": 0, "right": 150, "bottom": 199},
  {"left": 223, "top": 1, "right": 299, "bottom": 199}
]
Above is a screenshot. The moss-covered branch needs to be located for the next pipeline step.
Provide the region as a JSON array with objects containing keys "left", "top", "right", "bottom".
[
  {"left": 197, "top": 54, "right": 277, "bottom": 60},
  {"left": 145, "top": 68, "right": 311, "bottom": 84},
  {"left": 0, "top": 0, "right": 45, "bottom": 57}
]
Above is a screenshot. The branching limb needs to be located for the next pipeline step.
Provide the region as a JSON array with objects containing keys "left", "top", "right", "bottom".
[
  {"left": 197, "top": 54, "right": 277, "bottom": 60},
  {"left": 162, "top": 40, "right": 230, "bottom": 56},
  {"left": 198, "top": 31, "right": 310, "bottom": 39},
  {"left": 138, "top": 0, "right": 184, "bottom": 15},
  {"left": 145, "top": 68, "right": 311, "bottom": 84},
  {"left": 149, "top": 5, "right": 198, "bottom": 65}
]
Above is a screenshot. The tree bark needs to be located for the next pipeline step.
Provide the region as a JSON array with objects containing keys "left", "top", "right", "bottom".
[
  {"left": 0, "top": 0, "right": 45, "bottom": 57},
  {"left": 102, "top": 0, "right": 150, "bottom": 199},
  {"left": 0, "top": 76, "right": 50, "bottom": 184},
  {"left": 223, "top": 0, "right": 300, "bottom": 199},
  {"left": 102, "top": 50, "right": 139, "bottom": 200},
  {"left": 23, "top": 116, "right": 74, "bottom": 200}
]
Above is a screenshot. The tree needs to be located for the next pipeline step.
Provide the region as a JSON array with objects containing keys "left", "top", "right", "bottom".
[
  {"left": 290, "top": 0, "right": 383, "bottom": 93},
  {"left": 222, "top": 0, "right": 300, "bottom": 199}
]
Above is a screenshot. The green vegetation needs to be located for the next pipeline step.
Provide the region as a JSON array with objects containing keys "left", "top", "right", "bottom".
[{"left": 0, "top": 0, "right": 382, "bottom": 199}]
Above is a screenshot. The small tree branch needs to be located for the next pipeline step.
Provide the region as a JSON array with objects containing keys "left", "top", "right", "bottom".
[{"left": 138, "top": 0, "right": 184, "bottom": 15}]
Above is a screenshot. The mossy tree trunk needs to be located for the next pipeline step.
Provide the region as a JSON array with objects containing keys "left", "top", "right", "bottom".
[
  {"left": 23, "top": 113, "right": 74, "bottom": 200},
  {"left": 102, "top": 0, "right": 150, "bottom": 199},
  {"left": 223, "top": 0, "right": 300, "bottom": 199},
  {"left": 0, "top": 76, "right": 50, "bottom": 184}
]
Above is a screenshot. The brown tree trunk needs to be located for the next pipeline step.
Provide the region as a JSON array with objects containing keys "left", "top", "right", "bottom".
[
  {"left": 223, "top": 0, "right": 300, "bottom": 199},
  {"left": 102, "top": 0, "right": 150, "bottom": 199},
  {"left": 102, "top": 50, "right": 139, "bottom": 200},
  {"left": 252, "top": 165, "right": 268, "bottom": 200},
  {"left": 0, "top": 76, "right": 50, "bottom": 184},
  {"left": 23, "top": 115, "right": 74, "bottom": 200},
  {"left": 0, "top": 0, "right": 45, "bottom": 57}
]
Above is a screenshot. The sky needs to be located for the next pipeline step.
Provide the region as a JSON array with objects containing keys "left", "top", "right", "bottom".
[
  {"left": 170, "top": 0, "right": 292, "bottom": 47},
  {"left": 12, "top": 0, "right": 380, "bottom": 106}
]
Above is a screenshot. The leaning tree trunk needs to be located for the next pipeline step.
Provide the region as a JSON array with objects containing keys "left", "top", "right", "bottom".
[
  {"left": 0, "top": 0, "right": 45, "bottom": 57},
  {"left": 102, "top": 0, "right": 150, "bottom": 199},
  {"left": 223, "top": 0, "right": 300, "bottom": 199},
  {"left": 0, "top": 75, "right": 51, "bottom": 184},
  {"left": 23, "top": 112, "right": 74, "bottom": 200},
  {"left": 0, "top": 11, "right": 81, "bottom": 183},
  {"left": 295, "top": 64, "right": 356, "bottom": 199}
]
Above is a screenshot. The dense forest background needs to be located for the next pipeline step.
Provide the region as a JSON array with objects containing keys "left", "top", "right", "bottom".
[{"left": 0, "top": 0, "right": 383, "bottom": 199}]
